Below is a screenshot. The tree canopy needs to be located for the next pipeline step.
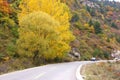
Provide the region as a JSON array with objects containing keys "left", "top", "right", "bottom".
[{"left": 17, "top": 0, "right": 75, "bottom": 60}]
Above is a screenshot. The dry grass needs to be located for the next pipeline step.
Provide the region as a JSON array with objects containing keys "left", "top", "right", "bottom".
[
  {"left": 0, "top": 58, "right": 35, "bottom": 75},
  {"left": 81, "top": 61, "right": 120, "bottom": 80}
]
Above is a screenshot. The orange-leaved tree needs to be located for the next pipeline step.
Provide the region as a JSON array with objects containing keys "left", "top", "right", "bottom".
[{"left": 0, "top": 0, "right": 10, "bottom": 13}]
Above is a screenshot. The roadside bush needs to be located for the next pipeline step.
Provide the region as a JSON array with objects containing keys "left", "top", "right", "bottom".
[
  {"left": 78, "top": 40, "right": 93, "bottom": 60},
  {"left": 92, "top": 48, "right": 103, "bottom": 58},
  {"left": 7, "top": 43, "right": 16, "bottom": 57},
  {"left": 103, "top": 51, "right": 110, "bottom": 59}
]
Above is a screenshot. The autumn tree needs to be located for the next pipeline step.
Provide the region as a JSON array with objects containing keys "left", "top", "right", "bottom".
[
  {"left": 18, "top": 0, "right": 75, "bottom": 60},
  {"left": 0, "top": 0, "right": 16, "bottom": 29},
  {"left": 17, "top": 11, "right": 74, "bottom": 61},
  {"left": 19, "top": 0, "right": 71, "bottom": 27},
  {"left": 19, "top": 0, "right": 75, "bottom": 44},
  {"left": 17, "top": 12, "right": 59, "bottom": 60},
  {"left": 0, "top": 0, "right": 10, "bottom": 13}
]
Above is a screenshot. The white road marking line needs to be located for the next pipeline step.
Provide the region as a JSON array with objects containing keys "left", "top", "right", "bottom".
[
  {"left": 34, "top": 67, "right": 57, "bottom": 79},
  {"left": 34, "top": 72, "right": 46, "bottom": 79}
]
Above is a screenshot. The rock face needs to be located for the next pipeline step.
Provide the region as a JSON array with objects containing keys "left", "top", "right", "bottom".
[
  {"left": 79, "top": 0, "right": 100, "bottom": 8},
  {"left": 69, "top": 48, "right": 80, "bottom": 59},
  {"left": 111, "top": 50, "right": 120, "bottom": 59}
]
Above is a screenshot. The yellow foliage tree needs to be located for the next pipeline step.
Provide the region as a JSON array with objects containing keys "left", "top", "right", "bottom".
[
  {"left": 18, "top": 0, "right": 75, "bottom": 60},
  {"left": 19, "top": 0, "right": 71, "bottom": 27},
  {"left": 83, "top": 23, "right": 94, "bottom": 33},
  {"left": 17, "top": 12, "right": 69, "bottom": 60},
  {"left": 19, "top": 0, "right": 74, "bottom": 42}
]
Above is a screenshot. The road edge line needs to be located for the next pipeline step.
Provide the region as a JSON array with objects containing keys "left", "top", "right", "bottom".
[{"left": 76, "top": 64, "right": 84, "bottom": 80}]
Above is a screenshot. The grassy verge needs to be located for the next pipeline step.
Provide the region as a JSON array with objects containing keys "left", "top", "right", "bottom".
[
  {"left": 81, "top": 61, "right": 120, "bottom": 80},
  {"left": 0, "top": 58, "right": 35, "bottom": 75}
]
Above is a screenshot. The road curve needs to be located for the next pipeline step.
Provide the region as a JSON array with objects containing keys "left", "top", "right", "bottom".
[{"left": 0, "top": 61, "right": 90, "bottom": 80}]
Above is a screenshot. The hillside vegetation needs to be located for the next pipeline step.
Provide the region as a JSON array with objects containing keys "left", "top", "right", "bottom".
[
  {"left": 63, "top": 0, "right": 120, "bottom": 60},
  {"left": 0, "top": 0, "right": 120, "bottom": 73},
  {"left": 82, "top": 61, "right": 120, "bottom": 80}
]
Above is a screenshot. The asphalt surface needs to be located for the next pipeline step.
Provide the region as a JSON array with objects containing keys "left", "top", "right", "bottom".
[{"left": 0, "top": 61, "right": 90, "bottom": 80}]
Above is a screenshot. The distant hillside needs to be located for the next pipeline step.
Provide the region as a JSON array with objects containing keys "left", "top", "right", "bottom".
[{"left": 63, "top": 0, "right": 120, "bottom": 60}]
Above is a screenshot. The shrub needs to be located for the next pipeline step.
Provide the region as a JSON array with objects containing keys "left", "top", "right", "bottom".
[
  {"left": 93, "top": 21, "right": 102, "bottom": 34},
  {"left": 111, "top": 22, "right": 118, "bottom": 29},
  {"left": 92, "top": 48, "right": 103, "bottom": 58}
]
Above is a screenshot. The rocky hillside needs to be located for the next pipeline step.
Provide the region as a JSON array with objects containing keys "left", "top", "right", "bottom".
[{"left": 63, "top": 0, "right": 120, "bottom": 60}]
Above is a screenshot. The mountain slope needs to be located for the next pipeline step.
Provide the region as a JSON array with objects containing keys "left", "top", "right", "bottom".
[{"left": 63, "top": 0, "right": 120, "bottom": 60}]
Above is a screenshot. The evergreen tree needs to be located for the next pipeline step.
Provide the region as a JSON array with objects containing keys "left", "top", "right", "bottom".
[{"left": 93, "top": 21, "right": 102, "bottom": 34}]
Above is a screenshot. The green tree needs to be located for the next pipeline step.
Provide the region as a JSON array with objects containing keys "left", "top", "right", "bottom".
[
  {"left": 93, "top": 21, "right": 102, "bottom": 34},
  {"left": 93, "top": 48, "right": 101, "bottom": 57},
  {"left": 88, "top": 19, "right": 93, "bottom": 26},
  {"left": 111, "top": 22, "right": 118, "bottom": 29}
]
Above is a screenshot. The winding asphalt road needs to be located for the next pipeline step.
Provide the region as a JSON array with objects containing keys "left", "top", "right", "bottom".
[{"left": 0, "top": 61, "right": 91, "bottom": 80}]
